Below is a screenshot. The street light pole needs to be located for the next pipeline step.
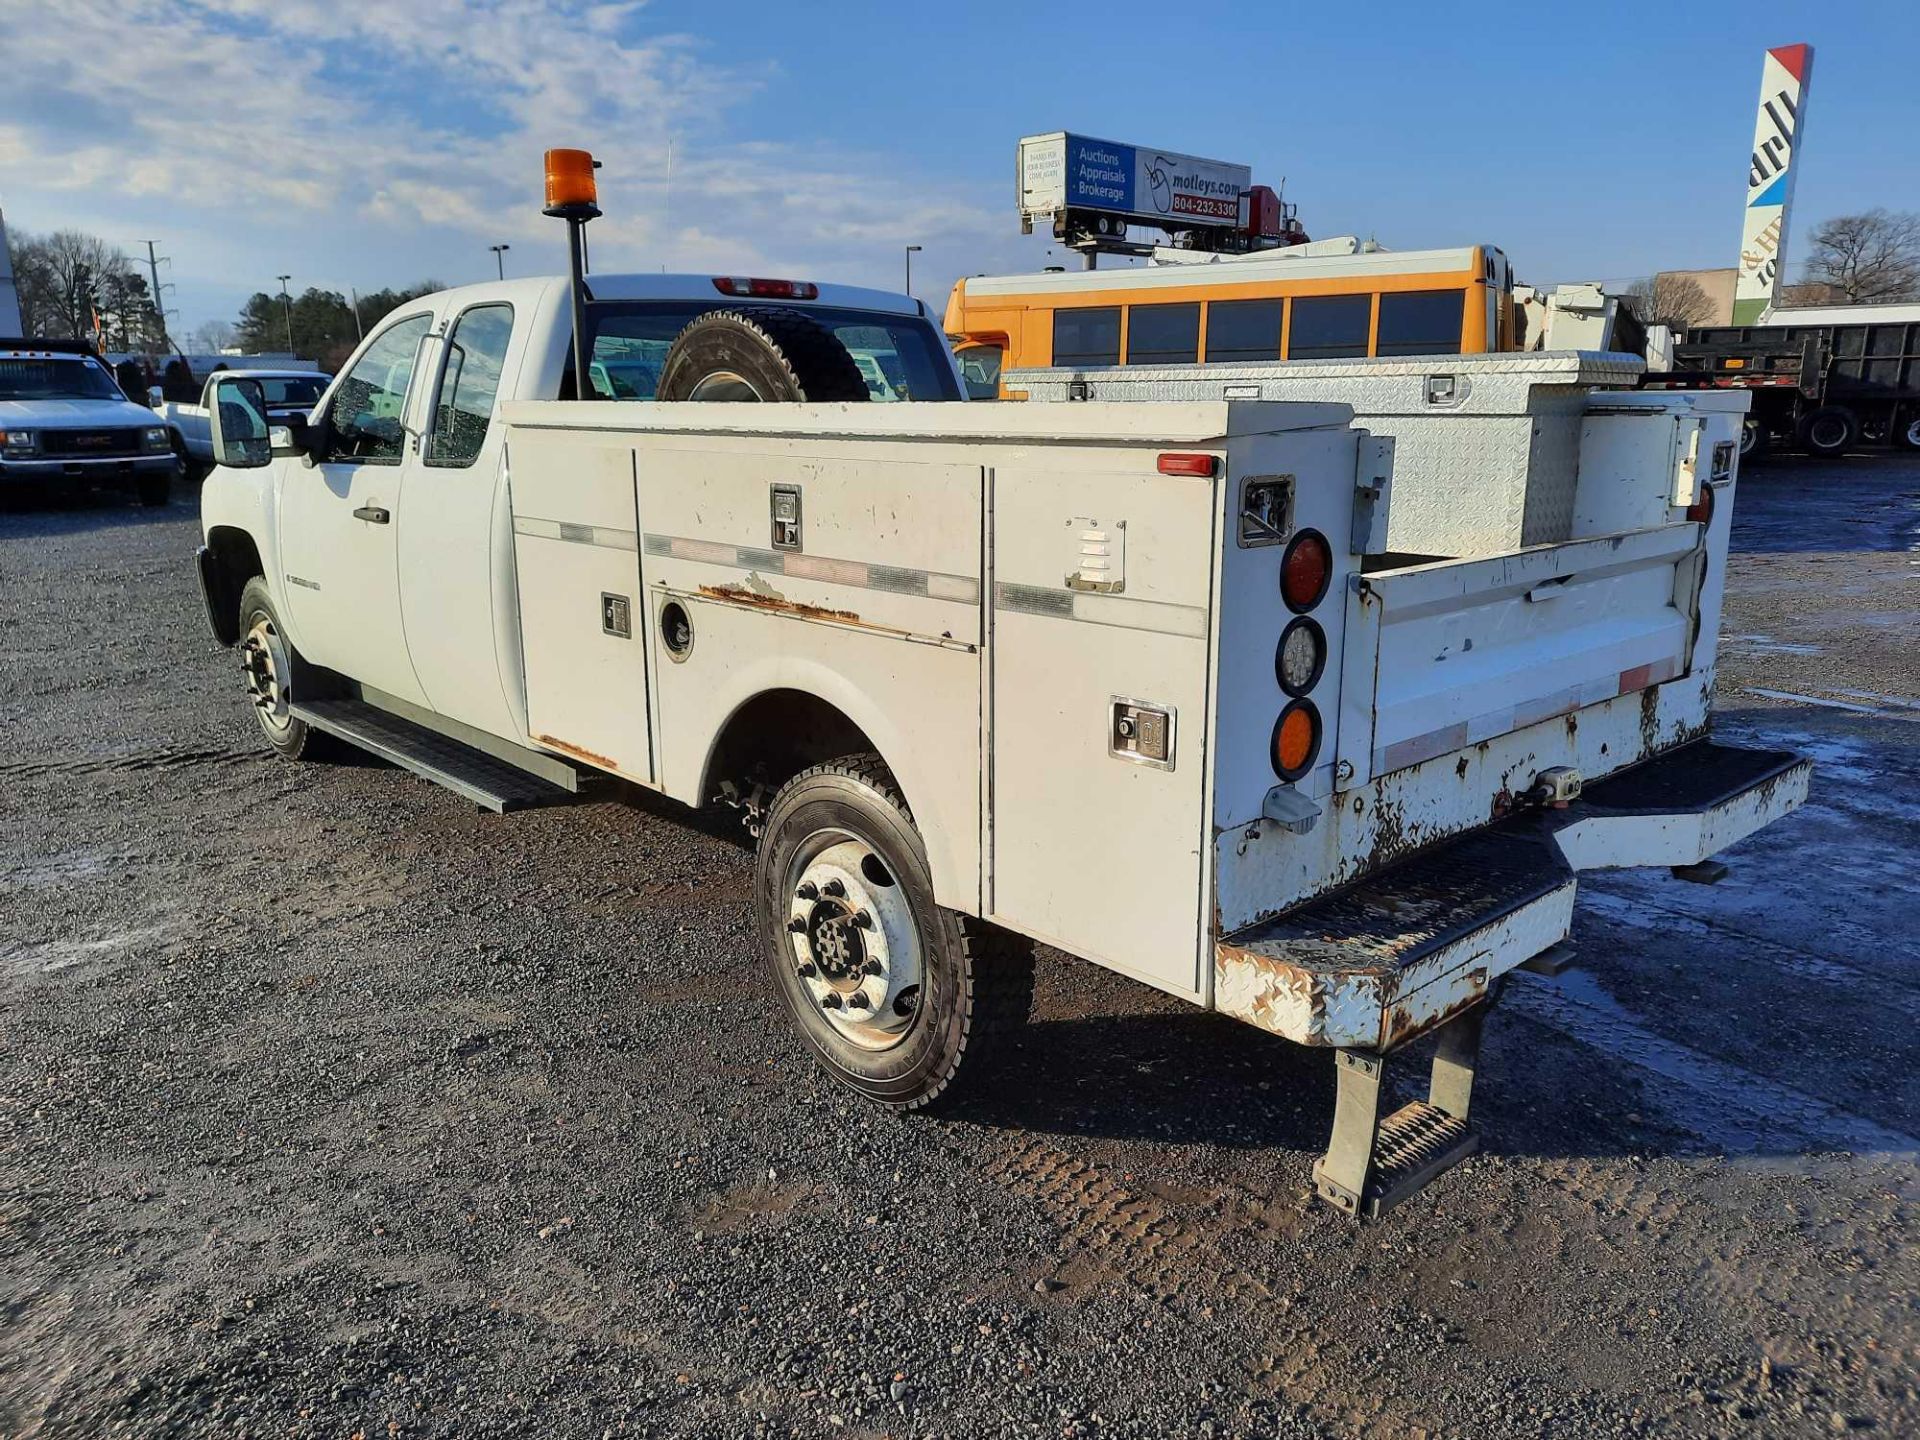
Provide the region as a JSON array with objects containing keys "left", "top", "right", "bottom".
[
  {"left": 275, "top": 274, "right": 293, "bottom": 354},
  {"left": 904, "top": 244, "right": 922, "bottom": 297},
  {"left": 490, "top": 243, "right": 511, "bottom": 280}
]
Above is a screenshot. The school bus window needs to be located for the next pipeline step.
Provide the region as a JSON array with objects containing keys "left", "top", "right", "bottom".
[
  {"left": 1205, "top": 299, "right": 1283, "bottom": 363},
  {"left": 1376, "top": 290, "right": 1465, "bottom": 357},
  {"left": 1125, "top": 303, "right": 1199, "bottom": 365},
  {"left": 1053, "top": 307, "right": 1121, "bottom": 367},
  {"left": 1288, "top": 294, "right": 1371, "bottom": 360}
]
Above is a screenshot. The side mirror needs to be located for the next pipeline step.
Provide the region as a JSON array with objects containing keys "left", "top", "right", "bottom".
[
  {"left": 147, "top": 384, "right": 164, "bottom": 408},
  {"left": 208, "top": 376, "right": 272, "bottom": 469}
]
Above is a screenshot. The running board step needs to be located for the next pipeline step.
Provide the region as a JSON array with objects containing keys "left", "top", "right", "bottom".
[{"left": 292, "top": 699, "right": 575, "bottom": 814}]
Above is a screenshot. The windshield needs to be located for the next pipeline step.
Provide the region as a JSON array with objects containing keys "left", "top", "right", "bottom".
[
  {"left": 261, "top": 376, "right": 328, "bottom": 406},
  {"left": 583, "top": 302, "right": 960, "bottom": 401},
  {"left": 0, "top": 358, "right": 126, "bottom": 403}
]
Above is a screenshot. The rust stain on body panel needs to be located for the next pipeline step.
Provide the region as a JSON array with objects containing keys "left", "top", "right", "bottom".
[
  {"left": 534, "top": 734, "right": 618, "bottom": 770},
  {"left": 697, "top": 583, "right": 863, "bottom": 626}
]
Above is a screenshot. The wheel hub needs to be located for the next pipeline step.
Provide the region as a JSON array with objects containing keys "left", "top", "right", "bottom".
[
  {"left": 241, "top": 617, "right": 292, "bottom": 734},
  {"left": 786, "top": 839, "right": 920, "bottom": 1050}
]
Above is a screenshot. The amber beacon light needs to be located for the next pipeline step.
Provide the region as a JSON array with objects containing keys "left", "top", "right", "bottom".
[{"left": 544, "top": 148, "right": 601, "bottom": 214}]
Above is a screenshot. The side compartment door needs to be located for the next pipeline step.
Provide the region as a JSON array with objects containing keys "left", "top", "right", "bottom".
[
  {"left": 279, "top": 311, "right": 436, "bottom": 704},
  {"left": 989, "top": 455, "right": 1218, "bottom": 998}
]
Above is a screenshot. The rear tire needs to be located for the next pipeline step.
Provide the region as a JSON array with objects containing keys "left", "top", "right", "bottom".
[
  {"left": 1797, "top": 405, "right": 1857, "bottom": 457},
  {"left": 1738, "top": 416, "right": 1770, "bottom": 463},
  {"left": 654, "top": 308, "right": 871, "bottom": 403},
  {"left": 755, "top": 753, "right": 1033, "bottom": 1110},
  {"left": 237, "top": 577, "right": 326, "bottom": 760},
  {"left": 1897, "top": 412, "right": 1920, "bottom": 452}
]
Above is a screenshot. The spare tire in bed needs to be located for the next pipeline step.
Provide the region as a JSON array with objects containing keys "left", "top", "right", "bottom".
[{"left": 654, "top": 308, "right": 871, "bottom": 402}]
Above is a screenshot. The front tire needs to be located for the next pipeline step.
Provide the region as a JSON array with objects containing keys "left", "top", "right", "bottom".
[
  {"left": 1738, "top": 416, "right": 1771, "bottom": 463},
  {"left": 237, "top": 577, "right": 325, "bottom": 760},
  {"left": 1897, "top": 412, "right": 1920, "bottom": 452},
  {"left": 755, "top": 754, "right": 1033, "bottom": 1110},
  {"left": 137, "top": 470, "right": 173, "bottom": 507}
]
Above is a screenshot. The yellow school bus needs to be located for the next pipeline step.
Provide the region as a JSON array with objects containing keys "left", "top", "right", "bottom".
[{"left": 945, "top": 243, "right": 1517, "bottom": 397}]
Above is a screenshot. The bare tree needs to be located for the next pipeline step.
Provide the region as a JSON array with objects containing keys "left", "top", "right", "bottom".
[
  {"left": 1801, "top": 209, "right": 1920, "bottom": 304},
  {"left": 9, "top": 228, "right": 142, "bottom": 341},
  {"left": 189, "top": 318, "right": 238, "bottom": 354},
  {"left": 1620, "top": 273, "right": 1717, "bottom": 329}
]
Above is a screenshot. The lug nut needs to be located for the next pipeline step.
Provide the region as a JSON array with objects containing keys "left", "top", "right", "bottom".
[
  {"left": 820, "top": 994, "right": 843, "bottom": 1011},
  {"left": 796, "top": 962, "right": 817, "bottom": 978},
  {"left": 852, "top": 909, "right": 873, "bottom": 929},
  {"left": 822, "top": 878, "right": 846, "bottom": 899},
  {"left": 844, "top": 992, "right": 870, "bottom": 1010},
  {"left": 864, "top": 960, "right": 883, "bottom": 976},
  {"left": 788, "top": 917, "right": 807, "bottom": 933},
  {"left": 797, "top": 881, "right": 819, "bottom": 901}
]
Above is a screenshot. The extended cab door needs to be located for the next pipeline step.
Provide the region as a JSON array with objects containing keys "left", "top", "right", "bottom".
[
  {"left": 395, "top": 301, "right": 527, "bottom": 739},
  {"left": 279, "top": 311, "right": 437, "bottom": 705}
]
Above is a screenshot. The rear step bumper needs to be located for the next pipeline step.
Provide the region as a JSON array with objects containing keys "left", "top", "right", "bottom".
[{"left": 1214, "top": 738, "right": 1809, "bottom": 1219}]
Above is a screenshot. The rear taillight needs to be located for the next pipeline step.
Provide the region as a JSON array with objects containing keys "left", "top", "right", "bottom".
[
  {"left": 1276, "top": 616, "right": 1326, "bottom": 696},
  {"left": 1157, "top": 452, "right": 1217, "bottom": 477},
  {"left": 1280, "top": 529, "right": 1332, "bottom": 612},
  {"left": 1686, "top": 484, "right": 1716, "bottom": 527},
  {"left": 1271, "top": 700, "right": 1322, "bottom": 781},
  {"left": 712, "top": 277, "right": 819, "bottom": 300}
]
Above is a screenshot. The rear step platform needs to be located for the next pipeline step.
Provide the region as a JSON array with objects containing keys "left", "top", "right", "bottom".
[{"left": 292, "top": 699, "right": 576, "bottom": 814}]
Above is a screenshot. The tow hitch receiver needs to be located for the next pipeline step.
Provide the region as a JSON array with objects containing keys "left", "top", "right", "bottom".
[{"left": 1312, "top": 999, "right": 1491, "bottom": 1220}]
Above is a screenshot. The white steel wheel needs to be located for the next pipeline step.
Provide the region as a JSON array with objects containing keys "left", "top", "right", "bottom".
[
  {"left": 240, "top": 612, "right": 294, "bottom": 742},
  {"left": 783, "top": 837, "right": 923, "bottom": 1051},
  {"left": 1901, "top": 414, "right": 1920, "bottom": 451},
  {"left": 754, "top": 754, "right": 1034, "bottom": 1111},
  {"left": 235, "top": 577, "right": 323, "bottom": 761}
]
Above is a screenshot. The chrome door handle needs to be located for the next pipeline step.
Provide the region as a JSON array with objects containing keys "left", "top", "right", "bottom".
[{"left": 353, "top": 505, "right": 390, "bottom": 524}]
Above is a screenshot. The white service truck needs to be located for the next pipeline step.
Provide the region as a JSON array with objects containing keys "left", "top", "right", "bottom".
[{"left": 196, "top": 270, "right": 1807, "bottom": 1218}]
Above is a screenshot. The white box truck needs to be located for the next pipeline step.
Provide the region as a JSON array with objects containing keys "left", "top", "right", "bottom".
[{"left": 195, "top": 262, "right": 1805, "bottom": 1219}]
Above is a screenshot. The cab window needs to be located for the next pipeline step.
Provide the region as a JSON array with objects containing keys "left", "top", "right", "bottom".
[
  {"left": 326, "top": 313, "right": 433, "bottom": 463},
  {"left": 426, "top": 304, "right": 514, "bottom": 468},
  {"left": 1376, "top": 290, "right": 1464, "bottom": 357},
  {"left": 1288, "top": 295, "right": 1372, "bottom": 361},
  {"left": 955, "top": 344, "right": 1003, "bottom": 400},
  {"left": 1126, "top": 303, "right": 1199, "bottom": 365},
  {"left": 1052, "top": 307, "right": 1120, "bottom": 367}
]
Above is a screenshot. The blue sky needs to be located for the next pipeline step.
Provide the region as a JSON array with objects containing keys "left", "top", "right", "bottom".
[{"left": 2, "top": 0, "right": 1915, "bottom": 339}]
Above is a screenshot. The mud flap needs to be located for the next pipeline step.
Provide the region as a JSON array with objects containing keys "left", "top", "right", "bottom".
[{"left": 1312, "top": 997, "right": 1490, "bottom": 1221}]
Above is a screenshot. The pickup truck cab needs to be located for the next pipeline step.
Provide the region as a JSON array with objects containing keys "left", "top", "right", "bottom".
[
  {"left": 2, "top": 339, "right": 180, "bottom": 505},
  {"left": 154, "top": 368, "right": 328, "bottom": 473},
  {"left": 196, "top": 270, "right": 1806, "bottom": 1219}
]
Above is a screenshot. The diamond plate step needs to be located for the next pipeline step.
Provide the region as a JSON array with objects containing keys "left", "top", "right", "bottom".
[{"left": 292, "top": 699, "right": 575, "bottom": 814}]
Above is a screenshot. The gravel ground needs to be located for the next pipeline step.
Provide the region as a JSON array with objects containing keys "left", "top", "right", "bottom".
[{"left": 2, "top": 455, "right": 1915, "bottom": 1439}]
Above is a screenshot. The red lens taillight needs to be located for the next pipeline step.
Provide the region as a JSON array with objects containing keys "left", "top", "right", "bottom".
[
  {"left": 1686, "top": 484, "right": 1716, "bottom": 526},
  {"left": 1157, "top": 452, "right": 1217, "bottom": 477},
  {"left": 712, "top": 277, "right": 819, "bottom": 300},
  {"left": 1280, "top": 529, "right": 1332, "bottom": 612}
]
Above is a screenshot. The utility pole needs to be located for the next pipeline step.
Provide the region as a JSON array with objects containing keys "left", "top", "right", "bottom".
[
  {"left": 905, "top": 244, "right": 922, "bottom": 297},
  {"left": 140, "top": 240, "right": 172, "bottom": 350},
  {"left": 490, "top": 243, "right": 511, "bottom": 280},
  {"left": 663, "top": 139, "right": 673, "bottom": 273},
  {"left": 275, "top": 274, "right": 294, "bottom": 355},
  {"left": 348, "top": 287, "right": 365, "bottom": 341}
]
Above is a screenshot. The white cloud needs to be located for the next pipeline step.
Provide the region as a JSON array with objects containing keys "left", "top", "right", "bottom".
[{"left": 0, "top": 0, "right": 1020, "bottom": 327}]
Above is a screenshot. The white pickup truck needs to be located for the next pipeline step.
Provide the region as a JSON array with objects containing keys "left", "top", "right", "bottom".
[
  {"left": 196, "top": 269, "right": 1807, "bottom": 1218},
  {"left": 152, "top": 368, "right": 329, "bottom": 473}
]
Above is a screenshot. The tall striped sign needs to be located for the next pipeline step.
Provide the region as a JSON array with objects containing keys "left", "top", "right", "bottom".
[{"left": 1733, "top": 43, "right": 1813, "bottom": 324}]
